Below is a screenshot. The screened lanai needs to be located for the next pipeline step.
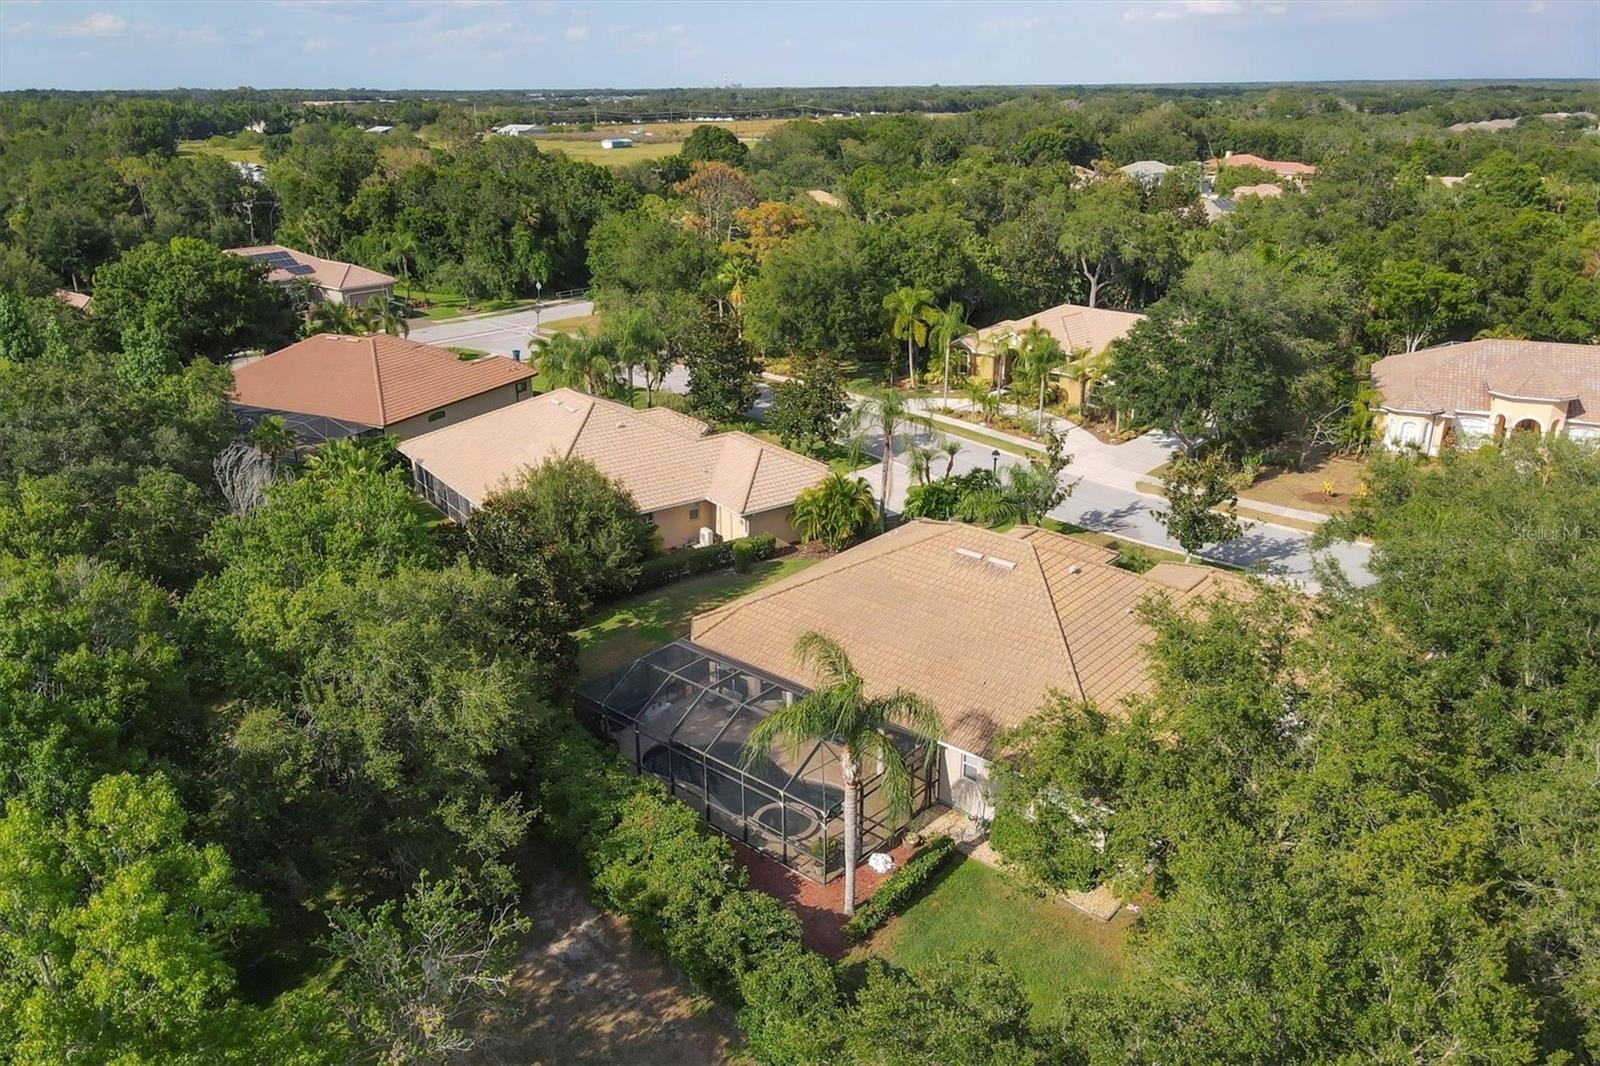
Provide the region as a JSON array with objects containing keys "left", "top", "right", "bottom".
[{"left": 576, "top": 640, "right": 934, "bottom": 883}]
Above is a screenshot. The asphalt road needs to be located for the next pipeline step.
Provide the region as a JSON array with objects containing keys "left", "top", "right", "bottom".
[{"left": 407, "top": 299, "right": 594, "bottom": 357}]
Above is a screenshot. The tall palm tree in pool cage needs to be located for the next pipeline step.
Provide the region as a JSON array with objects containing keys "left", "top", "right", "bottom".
[{"left": 741, "top": 631, "right": 941, "bottom": 916}]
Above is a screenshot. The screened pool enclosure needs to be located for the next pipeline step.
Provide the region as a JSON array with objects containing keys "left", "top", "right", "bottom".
[{"left": 576, "top": 641, "right": 934, "bottom": 882}]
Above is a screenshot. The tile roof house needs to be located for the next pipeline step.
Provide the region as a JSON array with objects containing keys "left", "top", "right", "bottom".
[
  {"left": 1209, "top": 151, "right": 1317, "bottom": 181},
  {"left": 961, "top": 302, "right": 1146, "bottom": 405},
  {"left": 226, "top": 244, "right": 396, "bottom": 309},
  {"left": 231, "top": 333, "right": 533, "bottom": 443},
  {"left": 1230, "top": 182, "right": 1284, "bottom": 200},
  {"left": 690, "top": 519, "right": 1230, "bottom": 758},
  {"left": 1118, "top": 159, "right": 1171, "bottom": 187},
  {"left": 397, "top": 388, "right": 831, "bottom": 543},
  {"left": 1371, "top": 339, "right": 1600, "bottom": 454}
]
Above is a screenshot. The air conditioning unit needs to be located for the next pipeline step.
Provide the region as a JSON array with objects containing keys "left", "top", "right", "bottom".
[{"left": 698, "top": 527, "right": 716, "bottom": 548}]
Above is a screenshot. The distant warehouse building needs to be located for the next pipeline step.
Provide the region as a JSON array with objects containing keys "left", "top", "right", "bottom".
[
  {"left": 491, "top": 123, "right": 547, "bottom": 137},
  {"left": 599, "top": 137, "right": 634, "bottom": 149}
]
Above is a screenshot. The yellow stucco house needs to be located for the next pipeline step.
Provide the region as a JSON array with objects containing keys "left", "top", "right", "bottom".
[
  {"left": 397, "top": 388, "right": 831, "bottom": 546},
  {"left": 1371, "top": 339, "right": 1600, "bottom": 454},
  {"left": 959, "top": 301, "right": 1145, "bottom": 407}
]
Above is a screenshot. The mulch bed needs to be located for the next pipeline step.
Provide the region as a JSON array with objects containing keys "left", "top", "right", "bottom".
[{"left": 731, "top": 838, "right": 916, "bottom": 959}]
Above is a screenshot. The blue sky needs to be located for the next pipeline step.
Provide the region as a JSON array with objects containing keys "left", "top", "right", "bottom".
[{"left": 1, "top": 0, "right": 1596, "bottom": 91}]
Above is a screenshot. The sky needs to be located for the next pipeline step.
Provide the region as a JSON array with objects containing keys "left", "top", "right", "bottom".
[{"left": 1, "top": 0, "right": 1597, "bottom": 92}]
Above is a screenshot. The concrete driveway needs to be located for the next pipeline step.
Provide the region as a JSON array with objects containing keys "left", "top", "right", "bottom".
[
  {"left": 407, "top": 299, "right": 594, "bottom": 357},
  {"left": 852, "top": 423, "right": 1372, "bottom": 594}
]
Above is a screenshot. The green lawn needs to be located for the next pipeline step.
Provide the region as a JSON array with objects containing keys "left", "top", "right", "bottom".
[
  {"left": 177, "top": 137, "right": 265, "bottom": 164},
  {"left": 848, "top": 857, "right": 1128, "bottom": 1024},
  {"left": 406, "top": 288, "right": 534, "bottom": 322},
  {"left": 575, "top": 557, "right": 817, "bottom": 678},
  {"left": 532, "top": 139, "right": 684, "bottom": 167}
]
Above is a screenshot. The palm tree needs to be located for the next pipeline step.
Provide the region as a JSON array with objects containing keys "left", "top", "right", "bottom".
[
  {"left": 848, "top": 387, "right": 934, "bottom": 531},
  {"left": 938, "top": 437, "right": 963, "bottom": 479},
  {"left": 247, "top": 415, "right": 298, "bottom": 461},
  {"left": 533, "top": 330, "right": 613, "bottom": 395},
  {"left": 882, "top": 285, "right": 936, "bottom": 386},
  {"left": 359, "top": 296, "right": 411, "bottom": 338},
  {"left": 308, "top": 301, "right": 362, "bottom": 336},
  {"left": 1015, "top": 324, "right": 1068, "bottom": 435},
  {"left": 792, "top": 473, "right": 876, "bottom": 551},
  {"left": 1060, "top": 347, "right": 1113, "bottom": 420},
  {"left": 606, "top": 308, "right": 665, "bottom": 405},
  {"left": 742, "top": 632, "right": 941, "bottom": 916},
  {"left": 927, "top": 300, "right": 975, "bottom": 409},
  {"left": 383, "top": 230, "right": 420, "bottom": 304},
  {"left": 716, "top": 257, "right": 756, "bottom": 322}
]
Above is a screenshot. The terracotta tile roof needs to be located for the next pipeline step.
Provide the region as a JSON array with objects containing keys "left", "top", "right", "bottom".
[
  {"left": 53, "top": 289, "right": 91, "bottom": 311},
  {"left": 1372, "top": 339, "right": 1600, "bottom": 421},
  {"left": 231, "top": 334, "right": 532, "bottom": 428},
  {"left": 396, "top": 388, "right": 830, "bottom": 515},
  {"left": 1209, "top": 152, "right": 1317, "bottom": 177},
  {"left": 966, "top": 302, "right": 1145, "bottom": 358},
  {"left": 689, "top": 520, "right": 1232, "bottom": 757},
  {"left": 226, "top": 244, "right": 395, "bottom": 292}
]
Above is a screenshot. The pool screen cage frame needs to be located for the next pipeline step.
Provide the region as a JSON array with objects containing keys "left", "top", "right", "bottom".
[{"left": 576, "top": 640, "right": 935, "bottom": 883}]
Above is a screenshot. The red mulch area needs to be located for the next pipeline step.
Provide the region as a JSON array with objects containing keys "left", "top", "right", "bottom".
[{"left": 731, "top": 838, "right": 916, "bottom": 958}]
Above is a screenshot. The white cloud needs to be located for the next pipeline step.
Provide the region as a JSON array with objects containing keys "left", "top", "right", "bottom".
[
  {"left": 67, "top": 12, "right": 126, "bottom": 36},
  {"left": 302, "top": 34, "right": 332, "bottom": 51},
  {"left": 564, "top": 23, "right": 589, "bottom": 42}
]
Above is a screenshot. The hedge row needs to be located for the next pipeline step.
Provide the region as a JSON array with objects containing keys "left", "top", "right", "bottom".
[
  {"left": 842, "top": 835, "right": 959, "bottom": 940},
  {"left": 629, "top": 531, "right": 777, "bottom": 594},
  {"left": 533, "top": 718, "right": 843, "bottom": 1064}
]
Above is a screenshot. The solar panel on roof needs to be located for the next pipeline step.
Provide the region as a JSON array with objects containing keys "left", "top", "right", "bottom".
[{"left": 284, "top": 263, "right": 315, "bottom": 276}]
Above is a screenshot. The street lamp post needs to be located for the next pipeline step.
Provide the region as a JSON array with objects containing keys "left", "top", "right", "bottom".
[
  {"left": 991, "top": 449, "right": 1000, "bottom": 476},
  {"left": 534, "top": 280, "right": 543, "bottom": 334}
]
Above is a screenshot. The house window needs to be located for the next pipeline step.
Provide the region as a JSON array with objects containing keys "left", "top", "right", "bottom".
[
  {"left": 689, "top": 505, "right": 701, "bottom": 520},
  {"left": 960, "top": 752, "right": 984, "bottom": 782},
  {"left": 427, "top": 409, "right": 446, "bottom": 423},
  {"left": 515, "top": 381, "right": 528, "bottom": 394}
]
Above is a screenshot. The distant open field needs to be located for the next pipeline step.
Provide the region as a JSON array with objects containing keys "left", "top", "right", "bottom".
[
  {"left": 530, "top": 139, "right": 685, "bottom": 166},
  {"left": 177, "top": 138, "right": 265, "bottom": 164}
]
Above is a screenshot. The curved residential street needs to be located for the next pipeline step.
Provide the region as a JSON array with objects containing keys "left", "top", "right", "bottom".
[{"left": 407, "top": 299, "right": 595, "bottom": 357}]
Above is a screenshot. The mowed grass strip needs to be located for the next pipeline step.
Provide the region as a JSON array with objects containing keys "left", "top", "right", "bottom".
[
  {"left": 849, "top": 857, "right": 1129, "bottom": 1024},
  {"left": 574, "top": 556, "right": 817, "bottom": 678}
]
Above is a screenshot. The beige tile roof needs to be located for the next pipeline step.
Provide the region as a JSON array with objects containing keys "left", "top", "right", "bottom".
[
  {"left": 1372, "top": 339, "right": 1600, "bottom": 420},
  {"left": 397, "top": 388, "right": 830, "bottom": 515},
  {"left": 226, "top": 244, "right": 395, "bottom": 292},
  {"left": 53, "top": 289, "right": 91, "bottom": 311},
  {"left": 1231, "top": 182, "right": 1284, "bottom": 199},
  {"left": 966, "top": 302, "right": 1145, "bottom": 358},
  {"left": 689, "top": 520, "right": 1231, "bottom": 757},
  {"left": 232, "top": 334, "right": 532, "bottom": 427}
]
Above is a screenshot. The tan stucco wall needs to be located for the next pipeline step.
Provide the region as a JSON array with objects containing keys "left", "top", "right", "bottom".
[
  {"left": 937, "top": 745, "right": 994, "bottom": 818},
  {"left": 1488, "top": 397, "right": 1569, "bottom": 436},
  {"left": 384, "top": 380, "right": 530, "bottom": 440},
  {"left": 649, "top": 500, "right": 715, "bottom": 550},
  {"left": 326, "top": 284, "right": 395, "bottom": 309},
  {"left": 743, "top": 506, "right": 801, "bottom": 544},
  {"left": 714, "top": 505, "right": 748, "bottom": 542}
]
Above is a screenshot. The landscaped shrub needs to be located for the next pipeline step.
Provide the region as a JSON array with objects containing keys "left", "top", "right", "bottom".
[
  {"left": 731, "top": 538, "right": 755, "bottom": 573},
  {"left": 533, "top": 715, "right": 826, "bottom": 1005},
  {"left": 628, "top": 531, "right": 776, "bottom": 593},
  {"left": 736, "top": 941, "right": 845, "bottom": 1066},
  {"left": 841, "top": 834, "right": 958, "bottom": 939}
]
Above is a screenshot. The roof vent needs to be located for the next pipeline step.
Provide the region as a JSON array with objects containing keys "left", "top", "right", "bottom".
[
  {"left": 984, "top": 556, "right": 1016, "bottom": 572},
  {"left": 954, "top": 547, "right": 984, "bottom": 561}
]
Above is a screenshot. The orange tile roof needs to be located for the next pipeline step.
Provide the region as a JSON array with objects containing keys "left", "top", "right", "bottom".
[
  {"left": 232, "top": 334, "right": 533, "bottom": 428},
  {"left": 690, "top": 520, "right": 1233, "bottom": 757},
  {"left": 1372, "top": 339, "right": 1600, "bottom": 420},
  {"left": 226, "top": 244, "right": 395, "bottom": 292},
  {"left": 1210, "top": 152, "right": 1317, "bottom": 177},
  {"left": 396, "top": 388, "right": 831, "bottom": 516}
]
